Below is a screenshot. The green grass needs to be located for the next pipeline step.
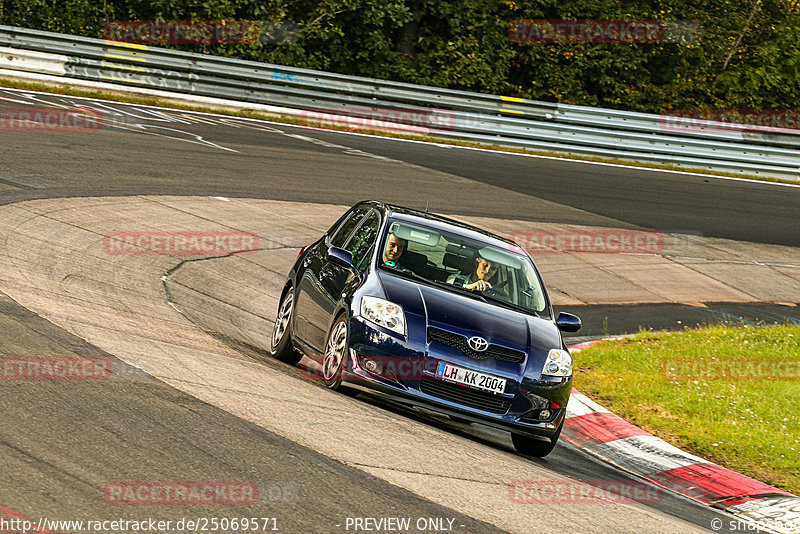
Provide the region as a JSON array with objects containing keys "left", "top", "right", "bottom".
[
  {"left": 1, "top": 77, "right": 797, "bottom": 186},
  {"left": 575, "top": 324, "right": 800, "bottom": 495}
]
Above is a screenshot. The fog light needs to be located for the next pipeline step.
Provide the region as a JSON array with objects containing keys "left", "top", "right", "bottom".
[
  {"left": 364, "top": 359, "right": 383, "bottom": 374},
  {"left": 539, "top": 409, "right": 551, "bottom": 421}
]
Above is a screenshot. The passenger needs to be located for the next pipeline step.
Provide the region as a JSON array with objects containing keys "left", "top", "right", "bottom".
[
  {"left": 448, "top": 254, "right": 497, "bottom": 291},
  {"left": 382, "top": 233, "right": 407, "bottom": 268}
]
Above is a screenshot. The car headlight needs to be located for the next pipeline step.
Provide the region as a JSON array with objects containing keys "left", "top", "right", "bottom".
[
  {"left": 542, "top": 349, "right": 572, "bottom": 377},
  {"left": 360, "top": 296, "right": 406, "bottom": 336}
]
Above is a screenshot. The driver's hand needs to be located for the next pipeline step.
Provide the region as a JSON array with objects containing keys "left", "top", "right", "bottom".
[{"left": 465, "top": 280, "right": 492, "bottom": 291}]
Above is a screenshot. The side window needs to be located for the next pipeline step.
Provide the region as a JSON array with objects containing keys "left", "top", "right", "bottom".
[
  {"left": 345, "top": 211, "right": 380, "bottom": 272},
  {"left": 330, "top": 207, "right": 368, "bottom": 248},
  {"left": 356, "top": 245, "right": 375, "bottom": 272}
]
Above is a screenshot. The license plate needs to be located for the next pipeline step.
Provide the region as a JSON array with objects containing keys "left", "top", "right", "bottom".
[{"left": 435, "top": 362, "right": 506, "bottom": 395}]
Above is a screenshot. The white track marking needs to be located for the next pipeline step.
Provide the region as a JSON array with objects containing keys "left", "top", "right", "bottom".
[{"left": 4, "top": 87, "right": 798, "bottom": 188}]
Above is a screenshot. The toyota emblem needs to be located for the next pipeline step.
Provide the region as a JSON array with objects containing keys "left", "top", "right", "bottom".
[{"left": 467, "top": 336, "right": 489, "bottom": 352}]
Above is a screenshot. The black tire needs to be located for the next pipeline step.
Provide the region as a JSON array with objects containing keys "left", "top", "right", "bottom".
[
  {"left": 511, "top": 417, "right": 564, "bottom": 457},
  {"left": 270, "top": 288, "right": 302, "bottom": 365},
  {"left": 322, "top": 315, "right": 348, "bottom": 391}
]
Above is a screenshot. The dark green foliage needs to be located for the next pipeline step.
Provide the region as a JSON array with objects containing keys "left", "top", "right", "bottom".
[{"left": 1, "top": 0, "right": 797, "bottom": 112}]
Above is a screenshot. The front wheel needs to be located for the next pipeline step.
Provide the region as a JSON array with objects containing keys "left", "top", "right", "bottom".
[
  {"left": 270, "top": 288, "right": 302, "bottom": 365},
  {"left": 322, "top": 316, "right": 348, "bottom": 390},
  {"left": 511, "top": 417, "right": 564, "bottom": 457}
]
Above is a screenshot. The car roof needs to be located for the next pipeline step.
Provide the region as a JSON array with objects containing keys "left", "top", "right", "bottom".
[{"left": 356, "top": 200, "right": 523, "bottom": 251}]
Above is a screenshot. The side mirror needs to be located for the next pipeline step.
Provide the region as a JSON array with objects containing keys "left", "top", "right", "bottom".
[
  {"left": 556, "top": 312, "right": 581, "bottom": 333},
  {"left": 327, "top": 246, "right": 353, "bottom": 269}
]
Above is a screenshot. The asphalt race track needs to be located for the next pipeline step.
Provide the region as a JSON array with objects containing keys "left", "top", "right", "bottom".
[
  {"left": 2, "top": 88, "right": 799, "bottom": 533},
  {"left": 0, "top": 293, "right": 499, "bottom": 533},
  {"left": 294, "top": 130, "right": 800, "bottom": 247}
]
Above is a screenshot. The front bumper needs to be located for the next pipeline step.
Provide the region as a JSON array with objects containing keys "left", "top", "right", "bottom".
[{"left": 346, "top": 315, "right": 572, "bottom": 440}]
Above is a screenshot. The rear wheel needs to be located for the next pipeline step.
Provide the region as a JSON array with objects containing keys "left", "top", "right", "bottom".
[
  {"left": 511, "top": 417, "right": 563, "bottom": 457},
  {"left": 322, "top": 316, "right": 348, "bottom": 390},
  {"left": 270, "top": 288, "right": 302, "bottom": 365}
]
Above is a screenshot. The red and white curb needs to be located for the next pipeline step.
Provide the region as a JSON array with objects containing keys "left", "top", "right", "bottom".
[{"left": 566, "top": 340, "right": 800, "bottom": 533}]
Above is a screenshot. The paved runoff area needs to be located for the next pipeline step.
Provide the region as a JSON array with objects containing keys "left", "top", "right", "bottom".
[
  {"left": 2, "top": 195, "right": 798, "bottom": 532},
  {"left": 0, "top": 196, "right": 718, "bottom": 534},
  {"left": 2, "top": 89, "right": 799, "bottom": 533}
]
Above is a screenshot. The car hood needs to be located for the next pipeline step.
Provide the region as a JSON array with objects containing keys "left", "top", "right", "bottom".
[{"left": 378, "top": 270, "right": 561, "bottom": 353}]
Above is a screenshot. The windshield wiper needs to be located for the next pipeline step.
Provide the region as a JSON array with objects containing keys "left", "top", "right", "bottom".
[
  {"left": 448, "top": 283, "right": 542, "bottom": 315},
  {"left": 479, "top": 292, "right": 543, "bottom": 317}
]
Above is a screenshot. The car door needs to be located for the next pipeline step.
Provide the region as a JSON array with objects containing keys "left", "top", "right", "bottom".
[
  {"left": 294, "top": 207, "right": 369, "bottom": 351},
  {"left": 317, "top": 209, "right": 381, "bottom": 328}
]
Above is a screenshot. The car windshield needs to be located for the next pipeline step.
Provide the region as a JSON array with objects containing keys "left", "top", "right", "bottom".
[{"left": 378, "top": 219, "right": 549, "bottom": 315}]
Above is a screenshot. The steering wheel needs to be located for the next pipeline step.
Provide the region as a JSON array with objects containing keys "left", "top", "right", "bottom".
[{"left": 485, "top": 277, "right": 510, "bottom": 293}]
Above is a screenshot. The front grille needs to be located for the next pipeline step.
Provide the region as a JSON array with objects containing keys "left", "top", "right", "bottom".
[
  {"left": 428, "top": 327, "right": 472, "bottom": 354},
  {"left": 428, "top": 327, "right": 526, "bottom": 363},
  {"left": 420, "top": 379, "right": 512, "bottom": 415}
]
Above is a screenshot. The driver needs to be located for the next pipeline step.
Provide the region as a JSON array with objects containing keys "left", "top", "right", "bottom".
[
  {"left": 383, "top": 233, "right": 407, "bottom": 268},
  {"left": 448, "top": 254, "right": 497, "bottom": 291}
]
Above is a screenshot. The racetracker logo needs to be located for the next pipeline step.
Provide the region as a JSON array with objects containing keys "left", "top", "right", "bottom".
[
  {"left": 103, "top": 482, "right": 258, "bottom": 505},
  {"left": 105, "top": 20, "right": 259, "bottom": 45},
  {"left": 0, "top": 108, "right": 103, "bottom": 132},
  {"left": 301, "top": 107, "right": 457, "bottom": 132},
  {"left": 660, "top": 110, "right": 800, "bottom": 134},
  {"left": 509, "top": 230, "right": 664, "bottom": 254},
  {"left": 103, "top": 231, "right": 259, "bottom": 255},
  {"left": 104, "top": 20, "right": 298, "bottom": 45},
  {"left": 509, "top": 480, "right": 664, "bottom": 504},
  {"left": 661, "top": 359, "right": 800, "bottom": 381},
  {"left": 508, "top": 19, "right": 703, "bottom": 44},
  {"left": 302, "top": 356, "right": 442, "bottom": 383},
  {"left": 1, "top": 356, "right": 111, "bottom": 381}
]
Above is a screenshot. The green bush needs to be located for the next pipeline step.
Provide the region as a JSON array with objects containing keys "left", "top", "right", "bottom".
[{"left": 1, "top": 0, "right": 797, "bottom": 113}]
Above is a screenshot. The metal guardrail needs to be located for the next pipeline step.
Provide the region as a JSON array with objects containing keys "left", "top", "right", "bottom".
[{"left": 1, "top": 25, "right": 798, "bottom": 179}]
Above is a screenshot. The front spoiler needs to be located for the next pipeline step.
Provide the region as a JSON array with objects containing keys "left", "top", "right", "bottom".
[{"left": 341, "top": 370, "right": 565, "bottom": 441}]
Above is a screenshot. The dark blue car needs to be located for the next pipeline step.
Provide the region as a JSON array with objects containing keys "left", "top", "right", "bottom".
[{"left": 270, "top": 201, "right": 581, "bottom": 456}]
